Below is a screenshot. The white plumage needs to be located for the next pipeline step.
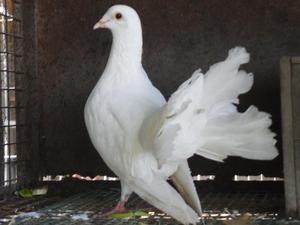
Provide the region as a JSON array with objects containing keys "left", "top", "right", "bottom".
[{"left": 85, "top": 5, "right": 278, "bottom": 225}]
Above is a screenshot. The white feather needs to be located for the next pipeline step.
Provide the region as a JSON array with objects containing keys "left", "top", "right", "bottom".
[{"left": 151, "top": 47, "right": 277, "bottom": 165}]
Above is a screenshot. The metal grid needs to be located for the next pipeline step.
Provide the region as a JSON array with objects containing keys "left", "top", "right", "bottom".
[
  {"left": 0, "top": 0, "right": 25, "bottom": 197},
  {"left": 4, "top": 188, "right": 289, "bottom": 225}
]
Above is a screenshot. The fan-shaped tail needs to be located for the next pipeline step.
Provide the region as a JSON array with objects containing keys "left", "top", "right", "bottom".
[{"left": 152, "top": 47, "right": 278, "bottom": 165}]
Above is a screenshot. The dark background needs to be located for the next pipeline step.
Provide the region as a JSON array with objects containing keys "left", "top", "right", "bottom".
[{"left": 24, "top": 0, "right": 300, "bottom": 179}]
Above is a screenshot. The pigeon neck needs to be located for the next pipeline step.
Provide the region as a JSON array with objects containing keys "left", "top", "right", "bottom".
[{"left": 108, "top": 28, "right": 143, "bottom": 71}]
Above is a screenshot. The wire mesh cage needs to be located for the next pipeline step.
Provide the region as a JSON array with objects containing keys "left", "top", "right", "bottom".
[
  {"left": 0, "top": 1, "right": 297, "bottom": 224},
  {"left": 0, "top": 0, "right": 25, "bottom": 198}
]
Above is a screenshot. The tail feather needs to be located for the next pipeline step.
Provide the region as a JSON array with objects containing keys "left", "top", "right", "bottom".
[
  {"left": 203, "top": 47, "right": 253, "bottom": 107},
  {"left": 198, "top": 106, "right": 278, "bottom": 161}
]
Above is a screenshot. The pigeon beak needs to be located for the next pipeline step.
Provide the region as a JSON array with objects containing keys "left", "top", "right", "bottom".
[{"left": 93, "top": 19, "right": 109, "bottom": 30}]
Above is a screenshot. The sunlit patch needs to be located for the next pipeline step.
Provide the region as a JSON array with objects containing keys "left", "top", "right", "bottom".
[
  {"left": 42, "top": 174, "right": 121, "bottom": 181},
  {"left": 42, "top": 175, "right": 70, "bottom": 181},
  {"left": 233, "top": 174, "right": 283, "bottom": 181},
  {"left": 42, "top": 174, "right": 283, "bottom": 183},
  {"left": 193, "top": 174, "right": 216, "bottom": 181}
]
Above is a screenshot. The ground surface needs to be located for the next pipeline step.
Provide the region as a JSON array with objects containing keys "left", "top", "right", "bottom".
[{"left": 1, "top": 181, "right": 299, "bottom": 225}]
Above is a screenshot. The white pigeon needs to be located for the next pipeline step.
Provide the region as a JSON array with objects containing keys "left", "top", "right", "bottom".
[{"left": 84, "top": 5, "right": 278, "bottom": 225}]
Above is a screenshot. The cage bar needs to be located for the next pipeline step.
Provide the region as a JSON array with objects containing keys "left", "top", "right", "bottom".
[
  {"left": 280, "top": 56, "right": 300, "bottom": 217},
  {"left": 0, "top": 0, "right": 25, "bottom": 198}
]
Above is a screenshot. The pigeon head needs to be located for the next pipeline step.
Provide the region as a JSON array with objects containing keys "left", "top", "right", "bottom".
[
  {"left": 93, "top": 5, "right": 141, "bottom": 33},
  {"left": 94, "top": 5, "right": 143, "bottom": 66}
]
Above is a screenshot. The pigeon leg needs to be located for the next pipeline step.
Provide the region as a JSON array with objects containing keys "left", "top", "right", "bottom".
[
  {"left": 104, "top": 200, "right": 127, "bottom": 215},
  {"left": 111, "top": 201, "right": 126, "bottom": 213},
  {"left": 103, "top": 193, "right": 131, "bottom": 215},
  {"left": 103, "top": 180, "right": 133, "bottom": 215}
]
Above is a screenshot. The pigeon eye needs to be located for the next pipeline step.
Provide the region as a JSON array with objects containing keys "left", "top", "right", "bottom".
[{"left": 115, "top": 13, "right": 122, "bottom": 20}]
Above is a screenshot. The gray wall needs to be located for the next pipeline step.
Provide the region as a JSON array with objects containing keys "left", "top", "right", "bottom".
[{"left": 32, "top": 0, "right": 300, "bottom": 177}]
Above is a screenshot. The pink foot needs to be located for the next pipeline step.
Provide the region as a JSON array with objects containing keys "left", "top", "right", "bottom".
[{"left": 104, "top": 201, "right": 127, "bottom": 216}]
